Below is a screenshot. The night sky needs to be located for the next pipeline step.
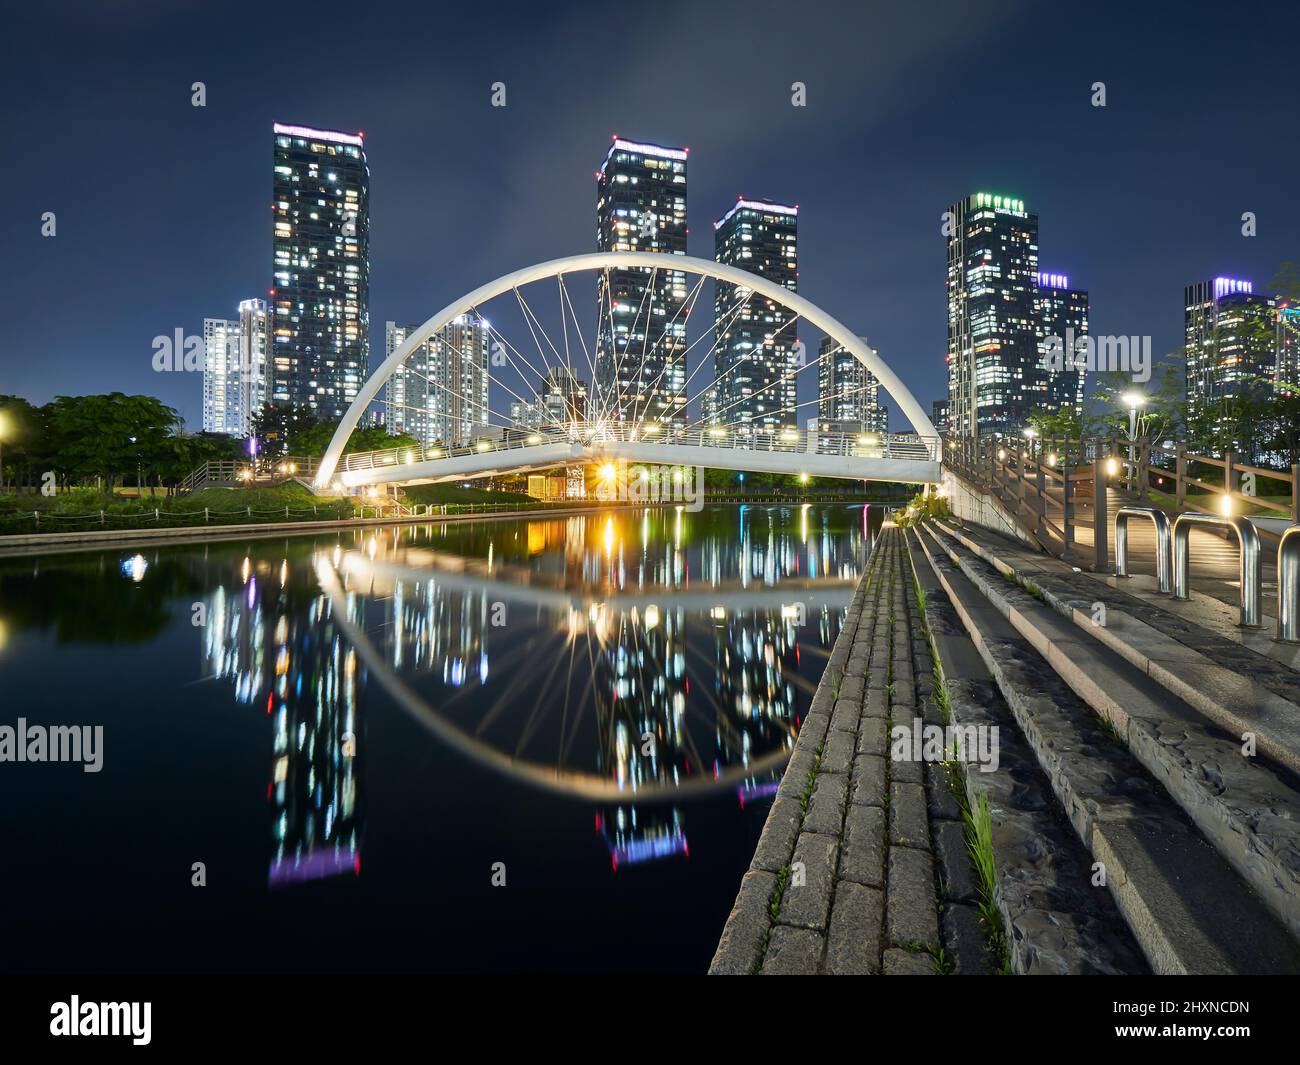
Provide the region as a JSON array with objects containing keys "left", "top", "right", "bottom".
[{"left": 3, "top": 0, "right": 1296, "bottom": 431}]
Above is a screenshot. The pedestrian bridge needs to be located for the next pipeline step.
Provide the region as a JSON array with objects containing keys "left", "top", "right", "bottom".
[
  {"left": 310, "top": 251, "right": 944, "bottom": 494},
  {"left": 328, "top": 421, "right": 940, "bottom": 491}
]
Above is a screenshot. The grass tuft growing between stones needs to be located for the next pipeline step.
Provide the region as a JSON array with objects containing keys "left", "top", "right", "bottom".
[
  {"left": 769, "top": 865, "right": 792, "bottom": 921},
  {"left": 963, "top": 791, "right": 1011, "bottom": 974}
]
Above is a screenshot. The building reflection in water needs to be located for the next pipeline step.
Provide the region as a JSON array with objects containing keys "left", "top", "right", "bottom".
[
  {"left": 204, "top": 553, "right": 364, "bottom": 888},
  {"left": 311, "top": 506, "right": 871, "bottom": 872}
]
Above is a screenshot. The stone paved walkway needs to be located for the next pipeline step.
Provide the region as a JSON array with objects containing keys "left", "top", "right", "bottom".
[{"left": 710, "top": 525, "right": 997, "bottom": 975}]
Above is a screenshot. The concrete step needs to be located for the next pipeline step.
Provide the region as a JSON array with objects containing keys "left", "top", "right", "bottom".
[
  {"left": 903, "top": 530, "right": 1147, "bottom": 975},
  {"left": 913, "top": 521, "right": 1300, "bottom": 974},
  {"left": 930, "top": 516, "right": 1300, "bottom": 777}
]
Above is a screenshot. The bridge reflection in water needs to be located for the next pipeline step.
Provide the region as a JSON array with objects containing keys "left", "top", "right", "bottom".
[{"left": 202, "top": 505, "right": 878, "bottom": 883}]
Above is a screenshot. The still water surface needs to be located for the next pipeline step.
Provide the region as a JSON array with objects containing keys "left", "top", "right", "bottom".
[{"left": 0, "top": 504, "right": 882, "bottom": 973}]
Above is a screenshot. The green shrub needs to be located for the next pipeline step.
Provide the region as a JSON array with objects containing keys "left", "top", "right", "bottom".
[{"left": 894, "top": 491, "right": 950, "bottom": 528}]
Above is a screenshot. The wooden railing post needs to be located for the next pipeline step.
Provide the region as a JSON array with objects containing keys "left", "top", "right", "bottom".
[
  {"left": 1035, "top": 459, "right": 1046, "bottom": 537},
  {"left": 1063, "top": 465, "right": 1074, "bottom": 558},
  {"left": 1292, "top": 463, "right": 1300, "bottom": 524},
  {"left": 1224, "top": 449, "right": 1236, "bottom": 508},
  {"left": 1019, "top": 449, "right": 1028, "bottom": 518},
  {"left": 1093, "top": 456, "right": 1109, "bottom": 572},
  {"left": 1176, "top": 448, "right": 1187, "bottom": 511}
]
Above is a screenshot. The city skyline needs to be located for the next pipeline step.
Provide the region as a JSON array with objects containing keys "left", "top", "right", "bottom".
[{"left": 7, "top": 0, "right": 1295, "bottom": 434}]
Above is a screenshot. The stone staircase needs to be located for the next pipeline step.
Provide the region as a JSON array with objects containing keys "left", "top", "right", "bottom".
[{"left": 910, "top": 515, "right": 1300, "bottom": 973}]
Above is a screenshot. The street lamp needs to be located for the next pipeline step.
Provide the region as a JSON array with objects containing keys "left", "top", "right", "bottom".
[
  {"left": 1022, "top": 426, "right": 1038, "bottom": 463},
  {"left": 1120, "top": 392, "right": 1146, "bottom": 491},
  {"left": 128, "top": 435, "right": 141, "bottom": 498}
]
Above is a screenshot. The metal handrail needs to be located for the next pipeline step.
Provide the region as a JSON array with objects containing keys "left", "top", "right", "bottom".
[
  {"left": 1114, "top": 506, "right": 1172, "bottom": 593},
  {"left": 1277, "top": 525, "right": 1300, "bottom": 642},
  {"left": 1172, "top": 512, "right": 1262, "bottom": 627}
]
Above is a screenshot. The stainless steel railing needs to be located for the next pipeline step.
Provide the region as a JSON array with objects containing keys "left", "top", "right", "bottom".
[
  {"left": 1277, "top": 525, "right": 1300, "bottom": 642},
  {"left": 1172, "top": 512, "right": 1262, "bottom": 627},
  {"left": 1114, "top": 506, "right": 1173, "bottom": 594}
]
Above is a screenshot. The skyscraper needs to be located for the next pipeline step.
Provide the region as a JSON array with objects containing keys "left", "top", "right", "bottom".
[
  {"left": 1035, "top": 272, "right": 1088, "bottom": 417},
  {"left": 202, "top": 301, "right": 270, "bottom": 437},
  {"left": 1185, "top": 277, "right": 1278, "bottom": 434},
  {"left": 931, "top": 398, "right": 950, "bottom": 434},
  {"left": 945, "top": 192, "right": 1040, "bottom": 438},
  {"left": 271, "top": 122, "right": 370, "bottom": 420},
  {"left": 382, "top": 316, "right": 490, "bottom": 447},
  {"left": 1279, "top": 302, "right": 1300, "bottom": 385},
  {"left": 709, "top": 198, "right": 799, "bottom": 433},
  {"left": 202, "top": 317, "right": 240, "bottom": 436},
  {"left": 595, "top": 137, "right": 688, "bottom": 424},
  {"left": 817, "top": 335, "right": 888, "bottom": 433}
]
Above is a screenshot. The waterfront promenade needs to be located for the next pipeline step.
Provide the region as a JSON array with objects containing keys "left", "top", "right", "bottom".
[{"left": 712, "top": 518, "right": 1300, "bottom": 975}]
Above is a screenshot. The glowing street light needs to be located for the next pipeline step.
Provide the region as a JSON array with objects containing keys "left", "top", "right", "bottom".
[{"left": 1121, "top": 392, "right": 1146, "bottom": 490}]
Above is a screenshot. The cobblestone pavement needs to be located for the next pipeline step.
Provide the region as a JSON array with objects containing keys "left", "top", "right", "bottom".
[{"left": 710, "top": 525, "right": 997, "bottom": 975}]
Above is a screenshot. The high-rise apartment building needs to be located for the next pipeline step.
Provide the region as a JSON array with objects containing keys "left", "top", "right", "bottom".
[
  {"left": 1035, "top": 272, "right": 1088, "bottom": 416},
  {"left": 594, "top": 137, "right": 688, "bottom": 424},
  {"left": 817, "top": 335, "right": 888, "bottom": 433},
  {"left": 931, "top": 398, "right": 950, "bottom": 434},
  {"left": 1185, "top": 277, "right": 1278, "bottom": 425},
  {"left": 271, "top": 122, "right": 370, "bottom": 419},
  {"left": 202, "top": 299, "right": 270, "bottom": 437},
  {"left": 708, "top": 198, "right": 799, "bottom": 432},
  {"left": 382, "top": 316, "right": 489, "bottom": 447},
  {"left": 945, "top": 192, "right": 1041, "bottom": 438},
  {"left": 203, "top": 317, "right": 241, "bottom": 436},
  {"left": 1279, "top": 302, "right": 1300, "bottom": 385}
]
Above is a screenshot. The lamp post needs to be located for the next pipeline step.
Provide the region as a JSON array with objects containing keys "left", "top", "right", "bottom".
[
  {"left": 1022, "top": 426, "right": 1038, "bottom": 463},
  {"left": 1121, "top": 392, "right": 1146, "bottom": 492}
]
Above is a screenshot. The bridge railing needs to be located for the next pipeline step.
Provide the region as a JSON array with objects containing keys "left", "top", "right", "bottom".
[{"left": 336, "top": 422, "right": 941, "bottom": 477}]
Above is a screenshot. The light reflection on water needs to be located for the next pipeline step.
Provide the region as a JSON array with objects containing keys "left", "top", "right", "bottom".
[{"left": 0, "top": 503, "right": 882, "bottom": 972}]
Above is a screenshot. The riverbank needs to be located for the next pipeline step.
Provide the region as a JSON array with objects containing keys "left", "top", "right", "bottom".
[
  {"left": 0, "top": 498, "right": 901, "bottom": 558},
  {"left": 710, "top": 524, "right": 998, "bottom": 975}
]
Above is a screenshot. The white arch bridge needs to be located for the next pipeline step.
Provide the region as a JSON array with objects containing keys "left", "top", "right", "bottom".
[{"left": 312, "top": 252, "right": 941, "bottom": 493}]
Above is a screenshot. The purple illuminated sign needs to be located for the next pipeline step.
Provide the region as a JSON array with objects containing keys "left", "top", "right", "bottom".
[{"left": 1214, "top": 277, "right": 1253, "bottom": 298}]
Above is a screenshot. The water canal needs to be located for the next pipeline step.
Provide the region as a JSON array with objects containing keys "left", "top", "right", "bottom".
[{"left": 0, "top": 503, "right": 884, "bottom": 973}]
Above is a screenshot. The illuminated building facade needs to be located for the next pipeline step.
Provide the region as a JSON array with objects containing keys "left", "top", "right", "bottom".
[
  {"left": 707, "top": 199, "right": 799, "bottom": 431},
  {"left": 202, "top": 317, "right": 240, "bottom": 436},
  {"left": 202, "top": 302, "right": 271, "bottom": 437},
  {"left": 271, "top": 122, "right": 370, "bottom": 419},
  {"left": 512, "top": 366, "right": 588, "bottom": 428},
  {"left": 595, "top": 137, "right": 688, "bottom": 423},
  {"left": 945, "top": 192, "right": 1040, "bottom": 438},
  {"left": 931, "top": 398, "right": 950, "bottom": 434},
  {"left": 382, "top": 316, "right": 489, "bottom": 446},
  {"left": 817, "top": 334, "right": 888, "bottom": 434},
  {"left": 1279, "top": 303, "right": 1300, "bottom": 385},
  {"left": 1185, "top": 278, "right": 1278, "bottom": 435},
  {"left": 1035, "top": 272, "right": 1088, "bottom": 416}
]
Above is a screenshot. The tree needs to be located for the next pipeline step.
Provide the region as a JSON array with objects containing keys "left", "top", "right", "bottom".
[
  {"left": 1089, "top": 362, "right": 1185, "bottom": 447},
  {"left": 250, "top": 402, "right": 316, "bottom": 456},
  {"left": 44, "top": 393, "right": 182, "bottom": 490},
  {"left": 0, "top": 395, "right": 48, "bottom": 492}
]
